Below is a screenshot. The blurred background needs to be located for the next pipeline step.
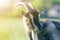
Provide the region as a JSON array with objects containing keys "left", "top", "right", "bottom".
[{"left": 0, "top": 0, "right": 60, "bottom": 40}]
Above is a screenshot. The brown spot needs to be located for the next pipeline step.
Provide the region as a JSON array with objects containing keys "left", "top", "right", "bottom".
[
  {"left": 26, "top": 19, "right": 28, "bottom": 22},
  {"left": 26, "top": 23, "right": 29, "bottom": 26}
]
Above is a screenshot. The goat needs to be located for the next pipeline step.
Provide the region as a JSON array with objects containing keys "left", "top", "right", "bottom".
[
  {"left": 16, "top": 2, "right": 60, "bottom": 40},
  {"left": 16, "top": 2, "right": 42, "bottom": 40}
]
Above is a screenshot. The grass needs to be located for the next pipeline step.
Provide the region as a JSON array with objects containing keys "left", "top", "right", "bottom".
[
  {"left": 0, "top": 17, "right": 28, "bottom": 40},
  {"left": 0, "top": 17, "right": 60, "bottom": 40}
]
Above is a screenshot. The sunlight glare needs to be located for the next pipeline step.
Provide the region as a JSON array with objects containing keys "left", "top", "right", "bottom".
[{"left": 0, "top": 0, "right": 10, "bottom": 9}]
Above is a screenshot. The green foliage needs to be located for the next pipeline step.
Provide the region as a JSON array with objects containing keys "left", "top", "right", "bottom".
[
  {"left": 52, "top": 0, "right": 60, "bottom": 2},
  {"left": 0, "top": 18, "right": 28, "bottom": 40},
  {"left": 32, "top": 0, "right": 43, "bottom": 10},
  {"left": 13, "top": 5, "right": 26, "bottom": 17}
]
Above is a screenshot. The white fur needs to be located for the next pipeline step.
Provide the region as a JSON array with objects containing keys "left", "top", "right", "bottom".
[
  {"left": 32, "top": 30, "right": 38, "bottom": 40},
  {"left": 23, "top": 14, "right": 38, "bottom": 40},
  {"left": 17, "top": 2, "right": 39, "bottom": 40}
]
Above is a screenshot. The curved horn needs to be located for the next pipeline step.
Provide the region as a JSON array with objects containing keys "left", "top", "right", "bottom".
[{"left": 15, "top": 2, "right": 35, "bottom": 11}]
